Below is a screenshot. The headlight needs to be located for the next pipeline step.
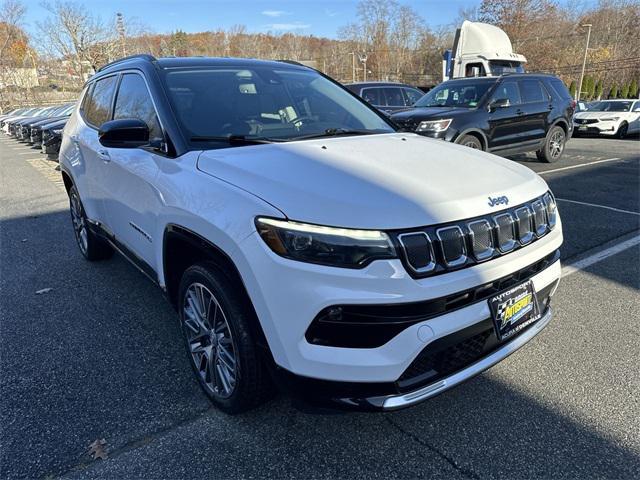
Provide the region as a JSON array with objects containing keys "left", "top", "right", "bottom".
[
  {"left": 255, "top": 217, "right": 397, "bottom": 268},
  {"left": 601, "top": 117, "right": 619, "bottom": 122},
  {"left": 415, "top": 119, "right": 452, "bottom": 132}
]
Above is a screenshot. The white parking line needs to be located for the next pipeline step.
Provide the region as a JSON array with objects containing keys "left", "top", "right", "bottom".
[
  {"left": 538, "top": 157, "right": 624, "bottom": 175},
  {"left": 557, "top": 198, "right": 640, "bottom": 216},
  {"left": 562, "top": 234, "right": 640, "bottom": 277}
]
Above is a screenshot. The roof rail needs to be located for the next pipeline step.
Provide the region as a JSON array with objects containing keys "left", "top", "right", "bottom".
[
  {"left": 97, "top": 54, "right": 157, "bottom": 72},
  {"left": 277, "top": 59, "right": 309, "bottom": 68}
]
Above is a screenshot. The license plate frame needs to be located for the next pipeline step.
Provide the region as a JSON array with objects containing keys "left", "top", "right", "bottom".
[{"left": 489, "top": 281, "right": 540, "bottom": 341}]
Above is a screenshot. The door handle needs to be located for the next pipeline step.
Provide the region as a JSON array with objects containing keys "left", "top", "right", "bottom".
[{"left": 97, "top": 149, "right": 111, "bottom": 162}]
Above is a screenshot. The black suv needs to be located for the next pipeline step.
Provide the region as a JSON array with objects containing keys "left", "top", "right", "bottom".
[
  {"left": 390, "top": 74, "right": 575, "bottom": 163},
  {"left": 345, "top": 82, "right": 425, "bottom": 114}
]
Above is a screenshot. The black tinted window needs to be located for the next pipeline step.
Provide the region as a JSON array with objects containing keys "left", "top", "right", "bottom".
[
  {"left": 547, "top": 78, "right": 572, "bottom": 101},
  {"left": 361, "top": 88, "right": 383, "bottom": 106},
  {"left": 84, "top": 76, "right": 117, "bottom": 127},
  {"left": 492, "top": 81, "right": 521, "bottom": 106},
  {"left": 403, "top": 88, "right": 423, "bottom": 105},
  {"left": 114, "top": 74, "right": 162, "bottom": 140},
  {"left": 520, "top": 79, "right": 548, "bottom": 103},
  {"left": 383, "top": 88, "right": 405, "bottom": 106}
]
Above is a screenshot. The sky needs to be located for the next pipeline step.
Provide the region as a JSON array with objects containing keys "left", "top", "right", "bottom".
[{"left": 22, "top": 0, "right": 483, "bottom": 39}]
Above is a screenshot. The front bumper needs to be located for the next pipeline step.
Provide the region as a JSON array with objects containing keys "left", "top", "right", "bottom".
[
  {"left": 235, "top": 220, "right": 563, "bottom": 386},
  {"left": 573, "top": 121, "right": 619, "bottom": 136}
]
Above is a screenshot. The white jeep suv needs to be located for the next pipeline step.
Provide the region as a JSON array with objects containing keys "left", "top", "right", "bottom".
[{"left": 59, "top": 55, "right": 563, "bottom": 412}]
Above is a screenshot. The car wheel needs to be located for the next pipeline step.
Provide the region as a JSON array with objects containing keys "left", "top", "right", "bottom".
[
  {"left": 536, "top": 126, "right": 566, "bottom": 163},
  {"left": 457, "top": 134, "right": 483, "bottom": 150},
  {"left": 178, "top": 263, "right": 273, "bottom": 413},
  {"left": 68, "top": 186, "right": 113, "bottom": 261},
  {"left": 616, "top": 122, "right": 628, "bottom": 139}
]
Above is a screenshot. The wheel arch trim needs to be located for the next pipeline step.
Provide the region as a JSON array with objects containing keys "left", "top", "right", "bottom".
[{"left": 454, "top": 128, "right": 488, "bottom": 150}]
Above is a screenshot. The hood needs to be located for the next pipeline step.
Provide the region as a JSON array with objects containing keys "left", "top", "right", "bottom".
[
  {"left": 391, "top": 107, "right": 472, "bottom": 123},
  {"left": 574, "top": 111, "right": 628, "bottom": 119},
  {"left": 30, "top": 115, "right": 69, "bottom": 127},
  {"left": 43, "top": 119, "right": 68, "bottom": 130},
  {"left": 196, "top": 133, "right": 547, "bottom": 230}
]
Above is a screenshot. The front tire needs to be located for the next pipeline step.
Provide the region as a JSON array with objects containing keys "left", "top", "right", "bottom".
[
  {"left": 456, "top": 134, "right": 483, "bottom": 150},
  {"left": 178, "top": 263, "right": 272, "bottom": 413},
  {"left": 68, "top": 186, "right": 113, "bottom": 261},
  {"left": 536, "top": 125, "right": 566, "bottom": 163},
  {"left": 616, "top": 122, "right": 628, "bottom": 139}
]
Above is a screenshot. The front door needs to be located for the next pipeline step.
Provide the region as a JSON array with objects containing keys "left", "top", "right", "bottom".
[
  {"left": 99, "top": 72, "right": 165, "bottom": 272},
  {"left": 487, "top": 80, "right": 522, "bottom": 150}
]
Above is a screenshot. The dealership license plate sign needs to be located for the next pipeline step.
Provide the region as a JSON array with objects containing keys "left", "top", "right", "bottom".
[{"left": 489, "top": 281, "right": 540, "bottom": 341}]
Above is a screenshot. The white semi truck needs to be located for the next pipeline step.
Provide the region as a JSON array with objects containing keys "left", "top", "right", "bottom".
[{"left": 443, "top": 21, "right": 527, "bottom": 81}]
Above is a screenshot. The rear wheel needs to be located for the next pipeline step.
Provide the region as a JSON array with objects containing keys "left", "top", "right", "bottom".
[
  {"left": 616, "top": 122, "right": 628, "bottom": 139},
  {"left": 536, "top": 126, "right": 566, "bottom": 163},
  {"left": 456, "top": 134, "right": 483, "bottom": 150},
  {"left": 68, "top": 186, "right": 113, "bottom": 261},
  {"left": 178, "top": 263, "right": 273, "bottom": 413}
]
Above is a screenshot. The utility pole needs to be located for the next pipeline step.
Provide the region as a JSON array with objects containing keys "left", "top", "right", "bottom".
[
  {"left": 350, "top": 52, "right": 356, "bottom": 82},
  {"left": 576, "top": 23, "right": 592, "bottom": 102},
  {"left": 358, "top": 52, "right": 368, "bottom": 82},
  {"left": 116, "top": 13, "right": 127, "bottom": 58}
]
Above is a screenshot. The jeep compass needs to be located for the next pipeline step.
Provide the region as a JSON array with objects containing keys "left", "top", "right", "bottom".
[{"left": 58, "top": 55, "right": 563, "bottom": 412}]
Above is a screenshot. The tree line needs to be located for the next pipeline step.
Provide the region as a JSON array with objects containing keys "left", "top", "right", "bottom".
[{"left": 1, "top": 0, "right": 639, "bottom": 110}]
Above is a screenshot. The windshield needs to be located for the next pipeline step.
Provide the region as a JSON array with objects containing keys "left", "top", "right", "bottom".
[
  {"left": 162, "top": 66, "right": 394, "bottom": 144},
  {"left": 488, "top": 61, "right": 525, "bottom": 76},
  {"left": 413, "top": 80, "right": 493, "bottom": 108},
  {"left": 588, "top": 101, "right": 633, "bottom": 112}
]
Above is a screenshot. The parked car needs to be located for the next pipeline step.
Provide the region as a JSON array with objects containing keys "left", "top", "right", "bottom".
[
  {"left": 6, "top": 106, "right": 53, "bottom": 137},
  {"left": 41, "top": 118, "right": 68, "bottom": 157},
  {"left": 59, "top": 55, "right": 562, "bottom": 413},
  {"left": 391, "top": 74, "right": 575, "bottom": 162},
  {"left": 15, "top": 105, "right": 68, "bottom": 141},
  {"left": 1, "top": 107, "right": 42, "bottom": 133},
  {"left": 345, "top": 82, "right": 425, "bottom": 114},
  {"left": 573, "top": 99, "right": 640, "bottom": 138},
  {"left": 27, "top": 104, "right": 75, "bottom": 146}
]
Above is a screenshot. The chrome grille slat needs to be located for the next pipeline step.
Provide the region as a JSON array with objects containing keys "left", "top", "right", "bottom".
[{"left": 394, "top": 192, "right": 558, "bottom": 279}]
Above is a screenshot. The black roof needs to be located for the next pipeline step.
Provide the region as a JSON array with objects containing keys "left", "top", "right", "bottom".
[
  {"left": 345, "top": 81, "right": 418, "bottom": 88},
  {"left": 443, "top": 73, "right": 558, "bottom": 84},
  {"left": 97, "top": 54, "right": 309, "bottom": 76}
]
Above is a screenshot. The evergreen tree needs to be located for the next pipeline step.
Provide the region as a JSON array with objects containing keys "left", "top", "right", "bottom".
[
  {"left": 629, "top": 79, "right": 638, "bottom": 98},
  {"left": 620, "top": 83, "right": 630, "bottom": 98},
  {"left": 594, "top": 79, "right": 603, "bottom": 100},
  {"left": 569, "top": 80, "right": 577, "bottom": 99},
  {"left": 608, "top": 84, "right": 619, "bottom": 99}
]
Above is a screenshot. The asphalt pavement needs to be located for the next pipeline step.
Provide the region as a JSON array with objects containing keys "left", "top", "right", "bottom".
[{"left": 0, "top": 134, "right": 638, "bottom": 479}]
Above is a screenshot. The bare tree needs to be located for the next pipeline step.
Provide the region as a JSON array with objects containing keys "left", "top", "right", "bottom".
[{"left": 37, "top": 1, "right": 116, "bottom": 84}]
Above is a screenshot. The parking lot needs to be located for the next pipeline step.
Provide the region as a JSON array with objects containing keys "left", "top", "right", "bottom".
[{"left": 0, "top": 135, "right": 638, "bottom": 478}]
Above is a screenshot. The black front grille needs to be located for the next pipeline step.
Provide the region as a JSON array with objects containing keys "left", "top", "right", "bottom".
[
  {"left": 305, "top": 249, "right": 560, "bottom": 348},
  {"left": 575, "top": 118, "right": 598, "bottom": 125},
  {"left": 397, "top": 322, "right": 494, "bottom": 390}
]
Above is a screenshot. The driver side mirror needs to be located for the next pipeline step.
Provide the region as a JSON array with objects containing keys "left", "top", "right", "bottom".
[
  {"left": 99, "top": 118, "right": 149, "bottom": 148},
  {"left": 489, "top": 98, "right": 510, "bottom": 112}
]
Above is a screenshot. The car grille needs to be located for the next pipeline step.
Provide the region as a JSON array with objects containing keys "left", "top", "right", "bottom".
[
  {"left": 575, "top": 118, "right": 598, "bottom": 125},
  {"left": 394, "top": 192, "right": 558, "bottom": 278}
]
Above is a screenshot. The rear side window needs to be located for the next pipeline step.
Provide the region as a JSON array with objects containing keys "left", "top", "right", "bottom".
[
  {"left": 83, "top": 76, "right": 117, "bottom": 128},
  {"left": 382, "top": 87, "right": 405, "bottom": 107},
  {"left": 361, "top": 88, "right": 382, "bottom": 106},
  {"left": 492, "top": 81, "right": 521, "bottom": 106},
  {"left": 547, "top": 78, "right": 573, "bottom": 101},
  {"left": 519, "top": 79, "right": 549, "bottom": 103},
  {"left": 113, "top": 73, "right": 162, "bottom": 140}
]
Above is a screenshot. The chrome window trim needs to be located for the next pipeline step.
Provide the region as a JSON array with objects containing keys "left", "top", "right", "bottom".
[
  {"left": 531, "top": 200, "right": 548, "bottom": 237},
  {"left": 467, "top": 219, "right": 494, "bottom": 262},
  {"left": 397, "top": 232, "right": 436, "bottom": 273},
  {"left": 514, "top": 206, "right": 534, "bottom": 245},
  {"left": 436, "top": 226, "right": 467, "bottom": 267},
  {"left": 493, "top": 212, "right": 517, "bottom": 253}
]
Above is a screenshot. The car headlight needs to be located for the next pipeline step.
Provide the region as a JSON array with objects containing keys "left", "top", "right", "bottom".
[
  {"left": 601, "top": 117, "right": 619, "bottom": 122},
  {"left": 256, "top": 217, "right": 397, "bottom": 268},
  {"left": 415, "top": 119, "right": 452, "bottom": 132}
]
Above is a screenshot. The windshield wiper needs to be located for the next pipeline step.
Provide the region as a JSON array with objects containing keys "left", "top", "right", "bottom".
[
  {"left": 190, "top": 134, "right": 279, "bottom": 145},
  {"left": 290, "top": 128, "right": 383, "bottom": 141}
]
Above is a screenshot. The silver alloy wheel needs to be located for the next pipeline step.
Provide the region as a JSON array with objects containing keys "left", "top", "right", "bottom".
[
  {"left": 549, "top": 129, "right": 565, "bottom": 159},
  {"left": 182, "top": 283, "right": 237, "bottom": 398},
  {"left": 464, "top": 140, "right": 480, "bottom": 148},
  {"left": 70, "top": 191, "right": 88, "bottom": 255}
]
